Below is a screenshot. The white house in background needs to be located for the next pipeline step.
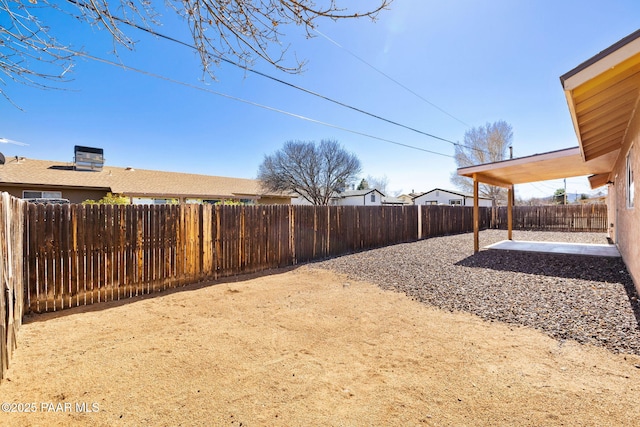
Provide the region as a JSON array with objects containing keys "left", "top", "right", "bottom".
[
  {"left": 413, "top": 188, "right": 493, "bottom": 207},
  {"left": 332, "top": 189, "right": 384, "bottom": 206},
  {"left": 290, "top": 189, "right": 386, "bottom": 206}
]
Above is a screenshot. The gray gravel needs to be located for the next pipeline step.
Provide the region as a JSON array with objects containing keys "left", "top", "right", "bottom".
[{"left": 313, "top": 230, "right": 640, "bottom": 355}]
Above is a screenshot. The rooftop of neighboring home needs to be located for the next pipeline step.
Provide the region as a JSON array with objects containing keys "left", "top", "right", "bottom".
[
  {"left": 412, "top": 188, "right": 492, "bottom": 200},
  {"left": 336, "top": 189, "right": 385, "bottom": 198},
  {"left": 0, "top": 153, "right": 289, "bottom": 202}
]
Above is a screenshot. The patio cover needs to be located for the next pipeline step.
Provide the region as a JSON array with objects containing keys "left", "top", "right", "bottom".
[
  {"left": 456, "top": 29, "right": 640, "bottom": 252},
  {"left": 456, "top": 146, "right": 618, "bottom": 252},
  {"left": 457, "top": 146, "right": 617, "bottom": 188}
]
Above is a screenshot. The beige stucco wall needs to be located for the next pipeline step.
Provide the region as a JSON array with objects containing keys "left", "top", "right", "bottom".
[
  {"left": 0, "top": 185, "right": 108, "bottom": 204},
  {"left": 256, "top": 196, "right": 291, "bottom": 205},
  {"left": 610, "top": 108, "right": 640, "bottom": 291}
]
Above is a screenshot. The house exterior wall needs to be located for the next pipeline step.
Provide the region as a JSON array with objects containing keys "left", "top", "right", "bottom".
[
  {"left": 468, "top": 197, "right": 493, "bottom": 207},
  {"left": 256, "top": 196, "right": 291, "bottom": 205},
  {"left": 0, "top": 185, "right": 108, "bottom": 204},
  {"left": 397, "top": 195, "right": 414, "bottom": 205},
  {"left": 0, "top": 184, "right": 291, "bottom": 206},
  {"left": 334, "top": 191, "right": 383, "bottom": 206},
  {"left": 414, "top": 190, "right": 492, "bottom": 207},
  {"left": 291, "top": 196, "right": 313, "bottom": 205},
  {"left": 610, "top": 108, "right": 640, "bottom": 290}
]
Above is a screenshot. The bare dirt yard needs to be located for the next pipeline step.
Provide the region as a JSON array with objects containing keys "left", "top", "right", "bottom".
[{"left": 1, "top": 264, "right": 640, "bottom": 426}]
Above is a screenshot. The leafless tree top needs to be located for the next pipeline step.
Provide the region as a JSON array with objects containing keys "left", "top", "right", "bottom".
[
  {"left": 450, "top": 120, "right": 512, "bottom": 205},
  {"left": 0, "top": 0, "right": 392, "bottom": 105},
  {"left": 258, "top": 139, "right": 361, "bottom": 205}
]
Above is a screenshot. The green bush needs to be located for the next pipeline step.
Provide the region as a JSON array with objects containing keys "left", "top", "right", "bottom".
[{"left": 82, "top": 193, "right": 130, "bottom": 205}]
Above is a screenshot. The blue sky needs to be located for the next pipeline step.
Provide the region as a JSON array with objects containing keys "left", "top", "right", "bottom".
[{"left": 2, "top": 0, "right": 640, "bottom": 199}]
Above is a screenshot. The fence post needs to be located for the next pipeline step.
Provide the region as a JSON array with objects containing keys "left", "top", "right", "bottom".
[
  {"left": 327, "top": 206, "right": 331, "bottom": 257},
  {"left": 289, "top": 205, "right": 296, "bottom": 265},
  {"left": 417, "top": 204, "right": 422, "bottom": 240}
]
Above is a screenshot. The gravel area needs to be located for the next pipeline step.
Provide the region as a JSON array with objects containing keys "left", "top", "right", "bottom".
[{"left": 313, "top": 229, "right": 640, "bottom": 355}]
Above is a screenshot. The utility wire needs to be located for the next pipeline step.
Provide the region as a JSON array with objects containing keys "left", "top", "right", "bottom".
[
  {"left": 313, "top": 28, "right": 473, "bottom": 129},
  {"left": 68, "top": 48, "right": 454, "bottom": 159},
  {"left": 65, "top": 0, "right": 488, "bottom": 156}
]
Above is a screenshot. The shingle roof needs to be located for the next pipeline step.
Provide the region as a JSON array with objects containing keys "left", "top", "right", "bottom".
[
  {"left": 414, "top": 188, "right": 492, "bottom": 200},
  {"left": 0, "top": 157, "right": 284, "bottom": 199},
  {"left": 559, "top": 29, "right": 640, "bottom": 84}
]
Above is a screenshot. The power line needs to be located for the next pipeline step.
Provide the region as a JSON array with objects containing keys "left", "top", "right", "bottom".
[
  {"left": 64, "top": 1, "right": 487, "bottom": 156},
  {"left": 313, "top": 28, "right": 473, "bottom": 129},
  {"left": 133, "top": 25, "right": 489, "bottom": 155},
  {"left": 131, "top": 22, "right": 464, "bottom": 148},
  {"left": 68, "top": 48, "right": 454, "bottom": 159}
]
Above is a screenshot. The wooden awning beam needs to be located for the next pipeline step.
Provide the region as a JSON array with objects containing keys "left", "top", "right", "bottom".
[{"left": 472, "top": 173, "right": 513, "bottom": 188}]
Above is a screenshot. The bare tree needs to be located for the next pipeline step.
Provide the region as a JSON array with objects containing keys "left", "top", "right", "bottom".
[
  {"left": 0, "top": 0, "right": 391, "bottom": 104},
  {"left": 258, "top": 139, "right": 361, "bottom": 205},
  {"left": 355, "top": 175, "right": 387, "bottom": 192},
  {"left": 450, "top": 120, "right": 512, "bottom": 206},
  {"left": 366, "top": 174, "right": 388, "bottom": 194}
]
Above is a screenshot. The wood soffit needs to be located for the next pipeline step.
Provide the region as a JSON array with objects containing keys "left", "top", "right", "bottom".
[{"left": 563, "top": 36, "right": 640, "bottom": 164}]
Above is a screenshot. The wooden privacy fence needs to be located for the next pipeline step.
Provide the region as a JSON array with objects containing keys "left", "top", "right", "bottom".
[
  {"left": 20, "top": 201, "right": 609, "bottom": 316},
  {"left": 0, "top": 194, "right": 611, "bottom": 382},
  {"left": 420, "top": 205, "right": 491, "bottom": 238},
  {"left": 0, "top": 193, "right": 25, "bottom": 382},
  {"left": 293, "top": 205, "right": 419, "bottom": 263},
  {"left": 23, "top": 204, "right": 421, "bottom": 314},
  {"left": 491, "top": 204, "right": 608, "bottom": 232}
]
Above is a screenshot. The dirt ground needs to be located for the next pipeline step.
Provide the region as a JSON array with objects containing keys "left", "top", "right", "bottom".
[{"left": 2, "top": 266, "right": 640, "bottom": 426}]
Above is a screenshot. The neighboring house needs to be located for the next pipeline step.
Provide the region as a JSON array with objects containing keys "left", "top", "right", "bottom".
[
  {"left": 458, "top": 29, "right": 640, "bottom": 290},
  {"left": 381, "top": 196, "right": 406, "bottom": 206},
  {"left": 290, "top": 195, "right": 314, "bottom": 206},
  {"left": 413, "top": 188, "right": 493, "bottom": 207},
  {"left": 396, "top": 191, "right": 422, "bottom": 205},
  {"left": 331, "top": 189, "right": 384, "bottom": 206},
  {"left": 0, "top": 155, "right": 291, "bottom": 204},
  {"left": 291, "top": 189, "right": 387, "bottom": 206}
]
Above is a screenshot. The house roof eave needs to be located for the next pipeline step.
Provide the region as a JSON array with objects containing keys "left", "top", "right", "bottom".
[
  {"left": 457, "top": 147, "right": 617, "bottom": 186},
  {"left": 561, "top": 30, "right": 640, "bottom": 163}
]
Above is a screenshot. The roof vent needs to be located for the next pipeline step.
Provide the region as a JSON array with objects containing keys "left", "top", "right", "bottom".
[{"left": 74, "top": 145, "right": 104, "bottom": 171}]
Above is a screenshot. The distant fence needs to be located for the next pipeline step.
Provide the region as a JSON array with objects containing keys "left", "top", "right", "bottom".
[
  {"left": 491, "top": 204, "right": 608, "bottom": 232},
  {"left": 0, "top": 194, "right": 25, "bottom": 382}
]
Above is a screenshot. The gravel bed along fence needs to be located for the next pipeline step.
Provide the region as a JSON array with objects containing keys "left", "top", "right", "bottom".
[{"left": 313, "top": 229, "right": 640, "bottom": 355}]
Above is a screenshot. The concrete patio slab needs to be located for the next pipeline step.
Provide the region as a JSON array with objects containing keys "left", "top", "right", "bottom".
[{"left": 484, "top": 240, "right": 621, "bottom": 257}]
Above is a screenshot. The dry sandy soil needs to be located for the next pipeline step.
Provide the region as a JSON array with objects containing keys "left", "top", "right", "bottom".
[{"left": 2, "top": 266, "right": 640, "bottom": 426}]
